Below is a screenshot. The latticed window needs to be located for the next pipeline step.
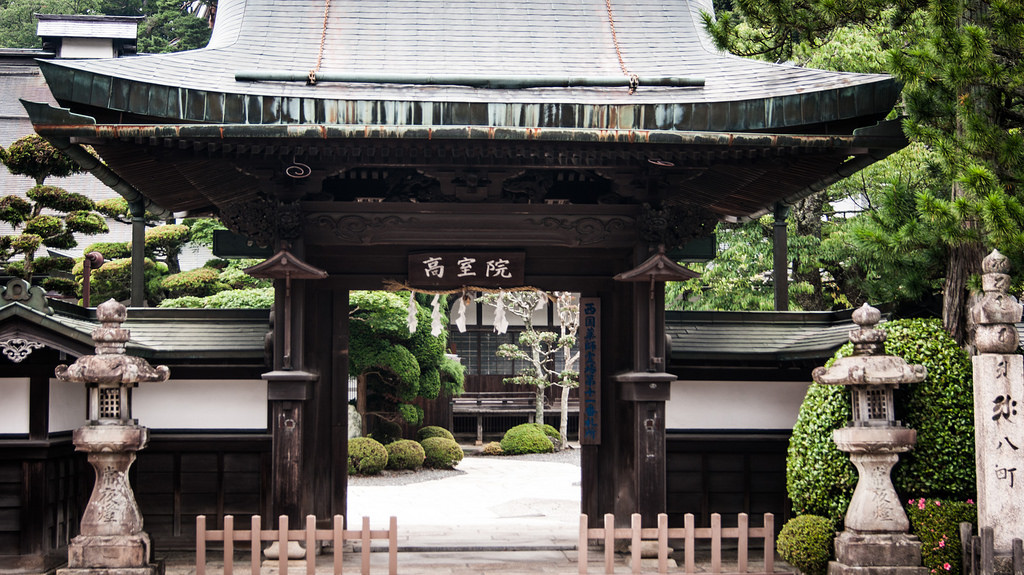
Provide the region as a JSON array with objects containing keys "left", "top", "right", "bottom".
[
  {"left": 98, "top": 387, "right": 121, "bottom": 419},
  {"left": 866, "top": 388, "right": 887, "bottom": 421}
]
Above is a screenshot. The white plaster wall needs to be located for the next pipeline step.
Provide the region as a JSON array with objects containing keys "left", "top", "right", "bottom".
[
  {"left": 0, "top": 378, "right": 30, "bottom": 434},
  {"left": 133, "top": 379, "right": 267, "bottom": 430},
  {"left": 49, "top": 379, "right": 87, "bottom": 432},
  {"left": 666, "top": 380, "right": 811, "bottom": 430},
  {"left": 59, "top": 38, "right": 115, "bottom": 59}
]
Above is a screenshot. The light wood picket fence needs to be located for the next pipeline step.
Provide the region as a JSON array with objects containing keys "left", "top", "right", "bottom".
[
  {"left": 579, "top": 512, "right": 778, "bottom": 575},
  {"left": 195, "top": 514, "right": 397, "bottom": 575},
  {"left": 195, "top": 512, "right": 777, "bottom": 575}
]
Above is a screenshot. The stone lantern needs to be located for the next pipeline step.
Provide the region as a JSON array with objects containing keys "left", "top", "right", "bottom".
[
  {"left": 55, "top": 299, "right": 169, "bottom": 575},
  {"left": 812, "top": 303, "right": 928, "bottom": 575}
]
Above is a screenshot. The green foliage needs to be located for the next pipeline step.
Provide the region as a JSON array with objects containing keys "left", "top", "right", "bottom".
[
  {"left": 416, "top": 426, "right": 455, "bottom": 442},
  {"left": 83, "top": 257, "right": 162, "bottom": 303},
  {"left": 349, "top": 291, "right": 450, "bottom": 429},
  {"left": 420, "top": 436, "right": 464, "bottom": 469},
  {"left": 95, "top": 198, "right": 130, "bottom": 219},
  {"left": 26, "top": 186, "right": 93, "bottom": 212},
  {"left": 157, "top": 287, "right": 274, "bottom": 309},
  {"left": 32, "top": 256, "right": 74, "bottom": 274},
  {"left": 3, "top": 260, "right": 26, "bottom": 278},
  {"left": 24, "top": 215, "right": 64, "bottom": 238},
  {"left": 906, "top": 498, "right": 977, "bottom": 575},
  {"left": 184, "top": 218, "right": 227, "bottom": 247},
  {"left": 0, "top": 196, "right": 31, "bottom": 225},
  {"left": 776, "top": 515, "right": 835, "bottom": 575},
  {"left": 3, "top": 135, "right": 84, "bottom": 184},
  {"left": 347, "top": 437, "right": 388, "bottom": 476},
  {"left": 787, "top": 318, "right": 975, "bottom": 524},
  {"left": 439, "top": 354, "right": 466, "bottom": 397},
  {"left": 500, "top": 423, "right": 555, "bottom": 455},
  {"left": 137, "top": 0, "right": 213, "bottom": 53},
  {"left": 143, "top": 224, "right": 191, "bottom": 274},
  {"left": 64, "top": 211, "right": 108, "bottom": 235},
  {"left": 385, "top": 439, "right": 426, "bottom": 470},
  {"left": 160, "top": 267, "right": 227, "bottom": 298},
  {"left": 84, "top": 242, "right": 130, "bottom": 260},
  {"left": 481, "top": 441, "right": 504, "bottom": 456},
  {"left": 41, "top": 276, "right": 78, "bottom": 297},
  {"left": 217, "top": 260, "right": 271, "bottom": 289}
]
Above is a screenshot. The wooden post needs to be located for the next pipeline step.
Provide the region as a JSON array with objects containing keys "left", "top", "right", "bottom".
[{"left": 196, "top": 515, "right": 206, "bottom": 575}]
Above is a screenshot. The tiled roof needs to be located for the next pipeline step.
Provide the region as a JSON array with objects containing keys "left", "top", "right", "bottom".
[
  {"left": 36, "top": 0, "right": 900, "bottom": 132},
  {"left": 0, "top": 300, "right": 268, "bottom": 360},
  {"left": 666, "top": 309, "right": 858, "bottom": 362}
]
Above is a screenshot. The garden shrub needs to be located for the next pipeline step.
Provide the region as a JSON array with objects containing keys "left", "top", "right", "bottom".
[
  {"left": 481, "top": 441, "right": 504, "bottom": 456},
  {"left": 416, "top": 426, "right": 455, "bottom": 442},
  {"left": 161, "top": 267, "right": 227, "bottom": 298},
  {"left": 421, "top": 436, "right": 464, "bottom": 469},
  {"left": 500, "top": 423, "right": 554, "bottom": 455},
  {"left": 385, "top": 439, "right": 425, "bottom": 470},
  {"left": 777, "top": 515, "right": 834, "bottom": 575},
  {"left": 42, "top": 276, "right": 77, "bottom": 297},
  {"left": 906, "top": 498, "right": 977, "bottom": 575},
  {"left": 347, "top": 437, "right": 388, "bottom": 475},
  {"left": 787, "top": 318, "right": 975, "bottom": 524},
  {"left": 33, "top": 256, "right": 73, "bottom": 274},
  {"left": 157, "top": 287, "right": 274, "bottom": 309},
  {"left": 83, "top": 242, "right": 130, "bottom": 260}
]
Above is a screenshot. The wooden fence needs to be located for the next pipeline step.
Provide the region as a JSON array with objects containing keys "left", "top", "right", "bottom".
[
  {"left": 195, "top": 514, "right": 397, "bottom": 575},
  {"left": 578, "top": 512, "right": 778, "bottom": 575},
  {"left": 961, "top": 523, "right": 1024, "bottom": 575}
]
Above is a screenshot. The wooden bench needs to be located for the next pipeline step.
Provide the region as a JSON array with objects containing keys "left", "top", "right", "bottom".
[{"left": 451, "top": 391, "right": 537, "bottom": 445}]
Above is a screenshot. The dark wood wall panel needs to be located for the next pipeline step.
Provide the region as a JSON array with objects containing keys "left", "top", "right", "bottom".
[
  {"left": 132, "top": 435, "right": 271, "bottom": 551},
  {"left": 666, "top": 433, "right": 790, "bottom": 531},
  {"left": 0, "top": 461, "right": 19, "bottom": 554}
]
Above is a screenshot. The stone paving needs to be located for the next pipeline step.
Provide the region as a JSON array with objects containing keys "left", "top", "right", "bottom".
[{"left": 165, "top": 448, "right": 789, "bottom": 575}]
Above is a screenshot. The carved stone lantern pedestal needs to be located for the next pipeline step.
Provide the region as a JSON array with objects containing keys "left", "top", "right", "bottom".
[
  {"left": 54, "top": 300, "right": 169, "bottom": 575},
  {"left": 831, "top": 427, "right": 923, "bottom": 573},
  {"left": 812, "top": 304, "right": 928, "bottom": 575},
  {"left": 66, "top": 426, "right": 153, "bottom": 573}
]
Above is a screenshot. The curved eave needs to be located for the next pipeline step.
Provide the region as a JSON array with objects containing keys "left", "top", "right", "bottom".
[{"left": 37, "top": 61, "right": 901, "bottom": 134}]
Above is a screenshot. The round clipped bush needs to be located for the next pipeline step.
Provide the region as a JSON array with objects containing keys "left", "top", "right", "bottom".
[
  {"left": 777, "top": 515, "right": 834, "bottom": 575},
  {"left": 500, "top": 423, "right": 554, "bottom": 455},
  {"left": 416, "top": 425, "right": 455, "bottom": 442},
  {"left": 787, "top": 318, "right": 975, "bottom": 524},
  {"left": 481, "top": 441, "right": 504, "bottom": 456},
  {"left": 347, "top": 437, "right": 388, "bottom": 475},
  {"left": 386, "top": 439, "right": 426, "bottom": 470},
  {"left": 421, "top": 436, "right": 464, "bottom": 469}
]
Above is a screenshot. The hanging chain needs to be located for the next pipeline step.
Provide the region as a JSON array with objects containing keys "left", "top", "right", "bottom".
[
  {"left": 309, "top": 0, "right": 332, "bottom": 85},
  {"left": 604, "top": 0, "right": 639, "bottom": 94}
]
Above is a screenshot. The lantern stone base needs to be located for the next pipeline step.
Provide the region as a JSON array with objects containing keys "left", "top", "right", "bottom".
[
  {"left": 63, "top": 534, "right": 153, "bottom": 570},
  {"left": 828, "top": 532, "right": 928, "bottom": 575}
]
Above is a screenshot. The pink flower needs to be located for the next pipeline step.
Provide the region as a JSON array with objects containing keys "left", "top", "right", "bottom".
[
  {"left": 939, "top": 540, "right": 946, "bottom": 548},
  {"left": 919, "top": 501, "right": 927, "bottom": 510},
  {"left": 935, "top": 501, "right": 942, "bottom": 506},
  {"left": 944, "top": 563, "right": 951, "bottom": 570},
  {"left": 967, "top": 499, "right": 975, "bottom": 504}
]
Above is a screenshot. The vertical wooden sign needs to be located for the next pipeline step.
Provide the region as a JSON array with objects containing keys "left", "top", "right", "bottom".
[{"left": 580, "top": 298, "right": 601, "bottom": 445}]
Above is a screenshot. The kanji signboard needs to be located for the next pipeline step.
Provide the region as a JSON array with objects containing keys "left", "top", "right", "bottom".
[{"left": 407, "top": 252, "right": 525, "bottom": 288}]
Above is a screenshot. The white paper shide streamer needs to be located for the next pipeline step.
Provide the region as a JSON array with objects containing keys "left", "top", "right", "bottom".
[
  {"left": 430, "top": 294, "right": 443, "bottom": 336},
  {"left": 406, "top": 292, "right": 418, "bottom": 334},
  {"left": 454, "top": 294, "right": 468, "bottom": 333},
  {"left": 493, "top": 290, "right": 509, "bottom": 334}
]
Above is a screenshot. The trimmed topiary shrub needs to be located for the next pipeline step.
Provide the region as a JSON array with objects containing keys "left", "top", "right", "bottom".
[
  {"left": 161, "top": 267, "right": 227, "bottom": 298},
  {"left": 906, "top": 498, "right": 977, "bottom": 575},
  {"left": 385, "top": 439, "right": 426, "bottom": 470},
  {"left": 348, "top": 437, "right": 388, "bottom": 475},
  {"left": 500, "top": 423, "right": 554, "bottom": 455},
  {"left": 777, "top": 515, "right": 834, "bottom": 575},
  {"left": 787, "top": 318, "right": 975, "bottom": 525},
  {"left": 421, "top": 436, "right": 464, "bottom": 469},
  {"left": 481, "top": 441, "right": 504, "bottom": 456},
  {"left": 83, "top": 242, "right": 130, "bottom": 260},
  {"left": 416, "top": 426, "right": 455, "bottom": 442},
  {"left": 42, "top": 276, "right": 78, "bottom": 297}
]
